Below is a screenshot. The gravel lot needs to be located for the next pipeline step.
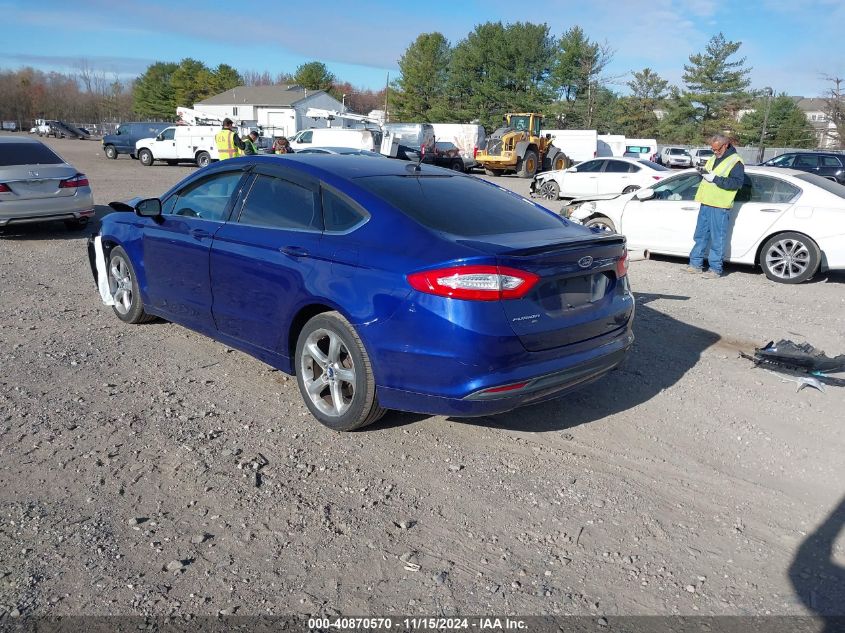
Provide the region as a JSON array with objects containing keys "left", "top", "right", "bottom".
[{"left": 1, "top": 136, "right": 844, "bottom": 619}]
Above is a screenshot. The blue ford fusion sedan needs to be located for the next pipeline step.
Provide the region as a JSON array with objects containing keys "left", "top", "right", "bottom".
[{"left": 88, "top": 155, "right": 634, "bottom": 430}]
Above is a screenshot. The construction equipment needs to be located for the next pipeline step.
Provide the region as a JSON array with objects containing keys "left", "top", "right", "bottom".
[
  {"left": 304, "top": 108, "right": 385, "bottom": 128},
  {"left": 475, "top": 113, "right": 570, "bottom": 178}
]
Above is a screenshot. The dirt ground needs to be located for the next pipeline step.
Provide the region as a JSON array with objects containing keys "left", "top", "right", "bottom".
[{"left": 1, "top": 135, "right": 844, "bottom": 619}]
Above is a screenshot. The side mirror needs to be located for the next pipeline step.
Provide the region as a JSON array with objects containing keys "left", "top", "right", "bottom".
[
  {"left": 155, "top": 134, "right": 163, "bottom": 141},
  {"left": 634, "top": 188, "right": 656, "bottom": 201},
  {"left": 135, "top": 198, "right": 162, "bottom": 218}
]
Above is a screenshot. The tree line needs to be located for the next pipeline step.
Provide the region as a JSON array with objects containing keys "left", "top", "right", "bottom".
[{"left": 1, "top": 24, "right": 841, "bottom": 148}]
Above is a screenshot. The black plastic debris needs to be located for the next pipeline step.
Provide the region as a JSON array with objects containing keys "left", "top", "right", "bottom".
[{"left": 740, "top": 339, "right": 845, "bottom": 389}]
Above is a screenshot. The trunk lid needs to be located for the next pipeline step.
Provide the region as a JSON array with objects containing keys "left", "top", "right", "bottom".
[
  {"left": 460, "top": 229, "right": 633, "bottom": 351},
  {"left": 1, "top": 164, "right": 77, "bottom": 199}
]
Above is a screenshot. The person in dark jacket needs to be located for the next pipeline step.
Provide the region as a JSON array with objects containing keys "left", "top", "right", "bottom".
[
  {"left": 685, "top": 133, "right": 745, "bottom": 279},
  {"left": 243, "top": 131, "right": 260, "bottom": 155}
]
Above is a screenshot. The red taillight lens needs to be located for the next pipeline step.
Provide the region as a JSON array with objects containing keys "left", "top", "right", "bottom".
[
  {"left": 473, "top": 146, "right": 478, "bottom": 158},
  {"left": 651, "top": 176, "right": 663, "bottom": 180},
  {"left": 59, "top": 173, "right": 89, "bottom": 188},
  {"left": 407, "top": 265, "right": 539, "bottom": 301},
  {"left": 0, "top": 183, "right": 10, "bottom": 193},
  {"left": 616, "top": 249, "right": 629, "bottom": 278}
]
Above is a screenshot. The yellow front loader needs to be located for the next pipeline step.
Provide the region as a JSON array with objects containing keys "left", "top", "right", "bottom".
[{"left": 475, "top": 113, "right": 570, "bottom": 178}]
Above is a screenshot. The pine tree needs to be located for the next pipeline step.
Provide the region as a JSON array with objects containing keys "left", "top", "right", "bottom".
[{"left": 391, "top": 32, "right": 451, "bottom": 122}]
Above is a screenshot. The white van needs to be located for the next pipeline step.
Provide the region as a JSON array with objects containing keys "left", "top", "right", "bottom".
[
  {"left": 135, "top": 125, "right": 219, "bottom": 168},
  {"left": 430, "top": 123, "right": 485, "bottom": 168},
  {"left": 289, "top": 128, "right": 382, "bottom": 152},
  {"left": 541, "top": 129, "right": 598, "bottom": 163},
  {"left": 624, "top": 138, "right": 658, "bottom": 161}
]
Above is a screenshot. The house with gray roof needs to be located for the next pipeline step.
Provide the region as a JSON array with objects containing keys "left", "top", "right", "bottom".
[{"left": 194, "top": 85, "right": 345, "bottom": 137}]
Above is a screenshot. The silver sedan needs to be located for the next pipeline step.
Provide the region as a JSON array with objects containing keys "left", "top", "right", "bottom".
[{"left": 0, "top": 137, "right": 95, "bottom": 230}]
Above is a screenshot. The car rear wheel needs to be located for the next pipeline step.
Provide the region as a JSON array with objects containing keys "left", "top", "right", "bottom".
[
  {"left": 195, "top": 151, "right": 211, "bottom": 168},
  {"left": 622, "top": 185, "right": 640, "bottom": 194},
  {"left": 108, "top": 246, "right": 154, "bottom": 324},
  {"left": 449, "top": 159, "right": 464, "bottom": 171},
  {"left": 138, "top": 149, "right": 154, "bottom": 166},
  {"left": 538, "top": 180, "right": 560, "bottom": 199},
  {"left": 104, "top": 145, "right": 117, "bottom": 159},
  {"left": 295, "top": 312, "right": 385, "bottom": 431},
  {"left": 584, "top": 216, "right": 617, "bottom": 233},
  {"left": 759, "top": 232, "right": 820, "bottom": 284}
]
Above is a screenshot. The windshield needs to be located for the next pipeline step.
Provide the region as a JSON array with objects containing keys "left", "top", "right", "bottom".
[
  {"left": 669, "top": 148, "right": 688, "bottom": 155},
  {"left": 355, "top": 174, "right": 564, "bottom": 236},
  {"left": 794, "top": 173, "right": 845, "bottom": 199}
]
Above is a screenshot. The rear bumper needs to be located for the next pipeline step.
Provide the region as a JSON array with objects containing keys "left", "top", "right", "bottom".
[
  {"left": 375, "top": 328, "right": 633, "bottom": 417},
  {"left": 0, "top": 190, "right": 95, "bottom": 226}
]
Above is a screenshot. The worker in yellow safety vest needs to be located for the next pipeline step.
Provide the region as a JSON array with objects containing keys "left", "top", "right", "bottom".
[
  {"left": 214, "top": 118, "right": 245, "bottom": 160},
  {"left": 684, "top": 133, "right": 745, "bottom": 279}
]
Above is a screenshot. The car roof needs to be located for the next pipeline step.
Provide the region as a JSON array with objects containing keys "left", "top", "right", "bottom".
[
  {"left": 219, "top": 153, "right": 445, "bottom": 179},
  {"left": 0, "top": 136, "right": 43, "bottom": 144}
]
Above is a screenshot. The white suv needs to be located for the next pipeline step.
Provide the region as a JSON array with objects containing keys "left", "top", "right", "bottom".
[
  {"left": 661, "top": 147, "right": 692, "bottom": 168},
  {"left": 690, "top": 148, "right": 714, "bottom": 167}
]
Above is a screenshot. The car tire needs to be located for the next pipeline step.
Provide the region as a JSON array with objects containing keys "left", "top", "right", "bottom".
[
  {"left": 64, "top": 218, "right": 89, "bottom": 230},
  {"left": 538, "top": 180, "right": 560, "bottom": 199},
  {"left": 104, "top": 145, "right": 117, "bottom": 160},
  {"left": 138, "top": 149, "right": 154, "bottom": 166},
  {"left": 517, "top": 150, "right": 539, "bottom": 178},
  {"left": 295, "top": 311, "right": 385, "bottom": 431},
  {"left": 622, "top": 185, "right": 640, "bottom": 194},
  {"left": 584, "top": 216, "right": 617, "bottom": 233},
  {"left": 759, "top": 232, "right": 820, "bottom": 284},
  {"left": 195, "top": 151, "right": 211, "bottom": 168},
  {"left": 449, "top": 159, "right": 464, "bottom": 171},
  {"left": 108, "top": 246, "right": 155, "bottom": 324}
]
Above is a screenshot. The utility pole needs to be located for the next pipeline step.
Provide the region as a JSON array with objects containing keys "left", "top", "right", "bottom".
[
  {"left": 383, "top": 72, "right": 390, "bottom": 123},
  {"left": 757, "top": 87, "right": 773, "bottom": 164}
]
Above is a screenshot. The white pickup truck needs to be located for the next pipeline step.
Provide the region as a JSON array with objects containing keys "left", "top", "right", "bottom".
[{"left": 135, "top": 125, "right": 220, "bottom": 168}]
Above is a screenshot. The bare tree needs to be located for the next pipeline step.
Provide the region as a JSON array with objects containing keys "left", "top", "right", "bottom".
[{"left": 821, "top": 74, "right": 844, "bottom": 148}]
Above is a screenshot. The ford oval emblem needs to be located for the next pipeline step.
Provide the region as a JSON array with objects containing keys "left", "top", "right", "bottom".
[{"left": 578, "top": 256, "right": 593, "bottom": 269}]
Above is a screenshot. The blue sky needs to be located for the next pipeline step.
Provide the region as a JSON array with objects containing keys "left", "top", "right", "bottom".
[{"left": 1, "top": 0, "right": 841, "bottom": 97}]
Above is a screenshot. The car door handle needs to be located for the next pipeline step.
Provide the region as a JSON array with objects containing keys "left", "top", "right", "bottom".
[
  {"left": 190, "top": 228, "right": 211, "bottom": 240},
  {"left": 759, "top": 208, "right": 781, "bottom": 213},
  {"left": 279, "top": 246, "right": 309, "bottom": 258},
  {"left": 681, "top": 206, "right": 697, "bottom": 210}
]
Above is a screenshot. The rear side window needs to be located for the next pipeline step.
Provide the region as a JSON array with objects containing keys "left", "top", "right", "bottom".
[
  {"left": 605, "top": 160, "right": 635, "bottom": 173},
  {"left": 322, "top": 187, "right": 367, "bottom": 232},
  {"left": 821, "top": 156, "right": 843, "bottom": 168},
  {"left": 794, "top": 154, "right": 818, "bottom": 168},
  {"left": 239, "top": 174, "right": 321, "bottom": 230},
  {"left": 736, "top": 175, "right": 800, "bottom": 203},
  {"left": 0, "top": 142, "right": 63, "bottom": 166},
  {"left": 355, "top": 175, "right": 564, "bottom": 236}
]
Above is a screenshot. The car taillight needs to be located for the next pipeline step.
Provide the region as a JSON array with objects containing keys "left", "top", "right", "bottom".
[
  {"left": 0, "top": 183, "right": 10, "bottom": 193},
  {"left": 59, "top": 173, "right": 89, "bottom": 188},
  {"left": 652, "top": 175, "right": 663, "bottom": 180},
  {"left": 473, "top": 146, "right": 478, "bottom": 158},
  {"left": 616, "top": 249, "right": 629, "bottom": 278},
  {"left": 407, "top": 265, "right": 539, "bottom": 301}
]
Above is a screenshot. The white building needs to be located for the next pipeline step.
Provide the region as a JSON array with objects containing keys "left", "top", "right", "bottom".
[
  {"left": 792, "top": 97, "right": 840, "bottom": 149},
  {"left": 194, "top": 85, "right": 346, "bottom": 137}
]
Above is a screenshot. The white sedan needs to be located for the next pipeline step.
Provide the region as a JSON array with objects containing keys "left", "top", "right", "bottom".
[
  {"left": 531, "top": 156, "right": 670, "bottom": 200},
  {"left": 566, "top": 167, "right": 845, "bottom": 283}
]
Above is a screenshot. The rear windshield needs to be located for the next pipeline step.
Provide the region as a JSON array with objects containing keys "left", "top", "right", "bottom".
[
  {"left": 795, "top": 173, "right": 845, "bottom": 199},
  {"left": 0, "top": 142, "right": 64, "bottom": 166},
  {"left": 638, "top": 159, "right": 669, "bottom": 170},
  {"left": 355, "top": 174, "right": 564, "bottom": 236}
]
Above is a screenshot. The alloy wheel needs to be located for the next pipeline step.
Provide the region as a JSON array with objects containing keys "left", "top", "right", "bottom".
[
  {"left": 300, "top": 328, "right": 356, "bottom": 418},
  {"left": 765, "top": 238, "right": 810, "bottom": 280},
  {"left": 109, "top": 254, "right": 133, "bottom": 315}
]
